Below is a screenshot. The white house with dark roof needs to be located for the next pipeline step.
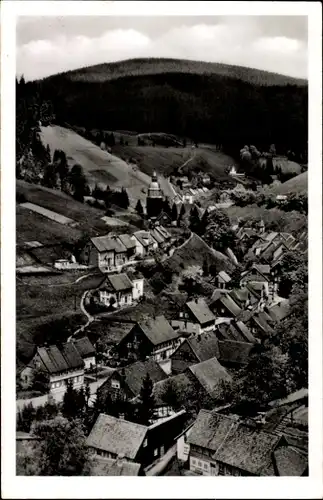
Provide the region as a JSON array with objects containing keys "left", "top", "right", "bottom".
[
  {"left": 81, "top": 234, "right": 129, "bottom": 271},
  {"left": 116, "top": 315, "right": 184, "bottom": 363},
  {"left": 86, "top": 410, "right": 188, "bottom": 467},
  {"left": 132, "top": 231, "right": 157, "bottom": 256},
  {"left": 216, "top": 271, "right": 232, "bottom": 289},
  {"left": 20, "top": 343, "right": 85, "bottom": 394},
  {"left": 98, "top": 273, "right": 134, "bottom": 308},
  {"left": 171, "top": 298, "right": 216, "bottom": 335}
]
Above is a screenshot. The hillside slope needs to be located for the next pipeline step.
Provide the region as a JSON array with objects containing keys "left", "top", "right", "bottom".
[
  {"left": 272, "top": 171, "right": 308, "bottom": 195},
  {"left": 40, "top": 125, "right": 152, "bottom": 207}
]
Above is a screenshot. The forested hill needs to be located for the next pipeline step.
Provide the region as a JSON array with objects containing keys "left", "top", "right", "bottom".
[
  {"left": 27, "top": 57, "right": 308, "bottom": 157},
  {"left": 44, "top": 58, "right": 307, "bottom": 87}
]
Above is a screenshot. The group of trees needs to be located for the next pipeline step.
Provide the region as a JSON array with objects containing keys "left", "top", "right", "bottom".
[{"left": 91, "top": 184, "right": 130, "bottom": 210}]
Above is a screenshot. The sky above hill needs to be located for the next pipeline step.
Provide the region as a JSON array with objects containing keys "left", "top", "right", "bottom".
[{"left": 16, "top": 16, "right": 308, "bottom": 81}]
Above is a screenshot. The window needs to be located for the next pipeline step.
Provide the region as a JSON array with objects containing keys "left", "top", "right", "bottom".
[
  {"left": 124, "top": 295, "right": 127, "bottom": 304},
  {"left": 127, "top": 343, "right": 132, "bottom": 349},
  {"left": 204, "top": 463, "right": 208, "bottom": 470},
  {"left": 198, "top": 461, "right": 202, "bottom": 467},
  {"left": 111, "top": 379, "right": 120, "bottom": 389},
  {"left": 143, "top": 439, "right": 148, "bottom": 448},
  {"left": 210, "top": 463, "right": 215, "bottom": 468},
  {"left": 192, "top": 458, "right": 196, "bottom": 465},
  {"left": 154, "top": 448, "right": 158, "bottom": 457}
]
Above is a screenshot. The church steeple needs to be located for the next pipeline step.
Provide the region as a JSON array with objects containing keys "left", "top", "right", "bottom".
[{"left": 146, "top": 171, "right": 164, "bottom": 218}]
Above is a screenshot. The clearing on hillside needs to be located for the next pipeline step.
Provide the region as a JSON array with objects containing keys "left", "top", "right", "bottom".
[
  {"left": 20, "top": 202, "right": 76, "bottom": 226},
  {"left": 40, "top": 125, "right": 153, "bottom": 207}
]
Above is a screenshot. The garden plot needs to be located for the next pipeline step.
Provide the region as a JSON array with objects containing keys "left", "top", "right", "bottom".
[{"left": 20, "top": 202, "right": 76, "bottom": 226}]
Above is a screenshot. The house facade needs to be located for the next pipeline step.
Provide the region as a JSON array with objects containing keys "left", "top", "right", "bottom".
[
  {"left": 98, "top": 273, "right": 133, "bottom": 308},
  {"left": 80, "top": 235, "right": 128, "bottom": 271},
  {"left": 86, "top": 410, "right": 188, "bottom": 468},
  {"left": 73, "top": 337, "right": 96, "bottom": 371},
  {"left": 187, "top": 410, "right": 288, "bottom": 476},
  {"left": 116, "top": 316, "right": 183, "bottom": 363},
  {"left": 171, "top": 299, "right": 216, "bottom": 335},
  {"left": 20, "top": 344, "right": 85, "bottom": 395},
  {"left": 132, "top": 231, "right": 156, "bottom": 257}
]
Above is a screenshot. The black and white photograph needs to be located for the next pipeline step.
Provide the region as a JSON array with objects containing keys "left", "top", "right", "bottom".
[{"left": 1, "top": 1, "right": 322, "bottom": 498}]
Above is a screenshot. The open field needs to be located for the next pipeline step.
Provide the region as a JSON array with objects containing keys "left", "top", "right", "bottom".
[
  {"left": 16, "top": 204, "right": 83, "bottom": 246},
  {"left": 271, "top": 171, "right": 308, "bottom": 195},
  {"left": 40, "top": 125, "right": 152, "bottom": 207},
  {"left": 20, "top": 202, "right": 76, "bottom": 225}
]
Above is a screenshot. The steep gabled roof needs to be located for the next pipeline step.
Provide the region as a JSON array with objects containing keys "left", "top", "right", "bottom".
[
  {"left": 156, "top": 225, "right": 171, "bottom": 240},
  {"left": 36, "top": 343, "right": 84, "bottom": 374},
  {"left": 117, "top": 234, "right": 136, "bottom": 250},
  {"left": 187, "top": 409, "right": 239, "bottom": 451},
  {"left": 86, "top": 414, "right": 147, "bottom": 459},
  {"left": 217, "top": 270, "right": 232, "bottom": 283},
  {"left": 138, "top": 315, "right": 180, "bottom": 346},
  {"left": 215, "top": 424, "right": 282, "bottom": 475},
  {"left": 73, "top": 337, "right": 95, "bottom": 358},
  {"left": 187, "top": 334, "right": 220, "bottom": 362},
  {"left": 150, "top": 228, "right": 165, "bottom": 245},
  {"left": 91, "top": 235, "right": 127, "bottom": 254},
  {"left": 218, "top": 294, "right": 242, "bottom": 317},
  {"left": 134, "top": 231, "right": 155, "bottom": 247},
  {"left": 121, "top": 358, "right": 167, "bottom": 397},
  {"left": 186, "top": 298, "right": 215, "bottom": 325},
  {"left": 188, "top": 357, "right": 231, "bottom": 398},
  {"left": 107, "top": 273, "right": 133, "bottom": 292}
]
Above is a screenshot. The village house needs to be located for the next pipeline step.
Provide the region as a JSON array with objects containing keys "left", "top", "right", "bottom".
[
  {"left": 187, "top": 409, "right": 305, "bottom": 476},
  {"left": 132, "top": 231, "right": 157, "bottom": 257},
  {"left": 97, "top": 358, "right": 167, "bottom": 404},
  {"left": 171, "top": 333, "right": 220, "bottom": 376},
  {"left": 209, "top": 292, "right": 242, "bottom": 320},
  {"left": 175, "top": 423, "right": 195, "bottom": 464},
  {"left": 97, "top": 273, "right": 134, "bottom": 308},
  {"left": 171, "top": 298, "right": 216, "bottom": 335},
  {"left": 80, "top": 234, "right": 129, "bottom": 271},
  {"left": 216, "top": 319, "right": 257, "bottom": 344},
  {"left": 116, "top": 315, "right": 184, "bottom": 363},
  {"left": 185, "top": 357, "right": 232, "bottom": 400},
  {"left": 73, "top": 337, "right": 96, "bottom": 371},
  {"left": 216, "top": 271, "right": 232, "bottom": 290},
  {"left": 155, "top": 210, "right": 173, "bottom": 227},
  {"left": 150, "top": 225, "right": 172, "bottom": 250},
  {"left": 86, "top": 410, "right": 188, "bottom": 468},
  {"left": 96, "top": 271, "right": 145, "bottom": 308},
  {"left": 20, "top": 343, "right": 85, "bottom": 394}
]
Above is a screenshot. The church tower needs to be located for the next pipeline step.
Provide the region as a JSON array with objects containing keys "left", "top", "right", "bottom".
[{"left": 146, "top": 171, "right": 164, "bottom": 219}]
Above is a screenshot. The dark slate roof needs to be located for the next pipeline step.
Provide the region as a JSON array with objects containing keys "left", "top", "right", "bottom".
[
  {"left": 153, "top": 373, "right": 195, "bottom": 407},
  {"left": 156, "top": 225, "right": 171, "bottom": 240},
  {"left": 37, "top": 344, "right": 84, "bottom": 374},
  {"left": 273, "top": 446, "right": 308, "bottom": 476},
  {"left": 215, "top": 424, "right": 282, "bottom": 475},
  {"left": 218, "top": 294, "right": 242, "bottom": 317},
  {"left": 139, "top": 315, "right": 180, "bottom": 346},
  {"left": 73, "top": 337, "right": 95, "bottom": 358},
  {"left": 91, "top": 235, "right": 127, "bottom": 254},
  {"left": 121, "top": 358, "right": 167, "bottom": 397},
  {"left": 234, "top": 321, "right": 257, "bottom": 343},
  {"left": 150, "top": 228, "right": 164, "bottom": 245},
  {"left": 217, "top": 340, "right": 253, "bottom": 365},
  {"left": 229, "top": 287, "right": 258, "bottom": 307},
  {"left": 107, "top": 273, "right": 133, "bottom": 292},
  {"left": 187, "top": 333, "right": 220, "bottom": 362},
  {"left": 90, "top": 456, "right": 142, "bottom": 476},
  {"left": 186, "top": 299, "right": 215, "bottom": 325},
  {"left": 253, "top": 264, "right": 271, "bottom": 275},
  {"left": 188, "top": 357, "right": 231, "bottom": 398},
  {"left": 251, "top": 312, "right": 274, "bottom": 334},
  {"left": 117, "top": 234, "right": 136, "bottom": 250},
  {"left": 187, "top": 410, "right": 239, "bottom": 451},
  {"left": 210, "top": 289, "right": 228, "bottom": 303},
  {"left": 134, "top": 231, "right": 155, "bottom": 247},
  {"left": 86, "top": 414, "right": 147, "bottom": 459}
]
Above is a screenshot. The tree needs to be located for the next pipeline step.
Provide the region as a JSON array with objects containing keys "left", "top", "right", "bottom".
[
  {"left": 29, "top": 416, "right": 91, "bottom": 476},
  {"left": 202, "top": 259, "right": 209, "bottom": 277},
  {"left": 31, "top": 367, "right": 50, "bottom": 394},
  {"left": 17, "top": 402, "right": 36, "bottom": 433},
  {"left": 189, "top": 205, "right": 201, "bottom": 233},
  {"left": 135, "top": 199, "right": 144, "bottom": 216},
  {"left": 137, "top": 373, "right": 155, "bottom": 425},
  {"left": 62, "top": 379, "right": 78, "bottom": 419},
  {"left": 178, "top": 203, "right": 186, "bottom": 224},
  {"left": 160, "top": 380, "right": 181, "bottom": 412},
  {"left": 69, "top": 164, "right": 87, "bottom": 203},
  {"left": 171, "top": 202, "right": 178, "bottom": 222},
  {"left": 118, "top": 187, "right": 130, "bottom": 209}
]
